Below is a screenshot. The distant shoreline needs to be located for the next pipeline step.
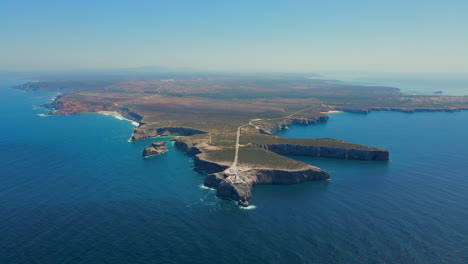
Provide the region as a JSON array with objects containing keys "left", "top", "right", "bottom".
[
  {"left": 96, "top": 111, "right": 140, "bottom": 127},
  {"left": 321, "top": 110, "right": 344, "bottom": 114}
]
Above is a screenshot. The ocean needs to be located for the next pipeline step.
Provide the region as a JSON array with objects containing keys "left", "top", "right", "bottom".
[
  {"left": 0, "top": 77, "right": 467, "bottom": 263},
  {"left": 311, "top": 72, "right": 468, "bottom": 96}
]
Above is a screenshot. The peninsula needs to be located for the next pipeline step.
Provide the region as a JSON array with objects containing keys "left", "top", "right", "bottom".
[{"left": 16, "top": 74, "right": 468, "bottom": 206}]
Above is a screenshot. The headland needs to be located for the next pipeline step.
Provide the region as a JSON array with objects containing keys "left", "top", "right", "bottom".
[{"left": 14, "top": 74, "right": 468, "bottom": 206}]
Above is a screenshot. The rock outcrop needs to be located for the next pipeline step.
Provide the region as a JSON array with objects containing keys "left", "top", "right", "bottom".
[
  {"left": 255, "top": 144, "right": 389, "bottom": 161},
  {"left": 131, "top": 127, "right": 208, "bottom": 141},
  {"left": 239, "top": 167, "right": 330, "bottom": 185},
  {"left": 173, "top": 136, "right": 203, "bottom": 156},
  {"left": 119, "top": 108, "right": 143, "bottom": 123},
  {"left": 217, "top": 181, "right": 253, "bottom": 204},
  {"left": 208, "top": 166, "right": 330, "bottom": 207},
  {"left": 256, "top": 115, "right": 329, "bottom": 135},
  {"left": 205, "top": 167, "right": 330, "bottom": 189},
  {"left": 142, "top": 141, "right": 168, "bottom": 157}
]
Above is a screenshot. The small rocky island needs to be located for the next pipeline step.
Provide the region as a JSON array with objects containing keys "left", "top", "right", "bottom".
[{"left": 142, "top": 141, "right": 168, "bottom": 157}]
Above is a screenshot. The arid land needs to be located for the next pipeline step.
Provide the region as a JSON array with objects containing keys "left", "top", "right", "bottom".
[{"left": 16, "top": 74, "right": 468, "bottom": 205}]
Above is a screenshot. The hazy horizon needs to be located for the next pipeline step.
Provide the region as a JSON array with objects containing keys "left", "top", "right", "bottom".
[{"left": 1, "top": 0, "right": 468, "bottom": 73}]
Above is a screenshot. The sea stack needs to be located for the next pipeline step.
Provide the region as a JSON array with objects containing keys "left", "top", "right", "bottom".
[{"left": 142, "top": 141, "right": 168, "bottom": 157}]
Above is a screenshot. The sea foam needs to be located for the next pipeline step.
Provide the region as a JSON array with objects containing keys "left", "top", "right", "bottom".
[
  {"left": 199, "top": 184, "right": 216, "bottom": 191},
  {"left": 99, "top": 112, "right": 139, "bottom": 127},
  {"left": 239, "top": 205, "right": 256, "bottom": 210}
]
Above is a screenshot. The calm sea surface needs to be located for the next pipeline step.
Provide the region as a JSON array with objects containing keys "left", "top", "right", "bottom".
[
  {"left": 1, "top": 78, "right": 467, "bottom": 264},
  {"left": 312, "top": 72, "right": 468, "bottom": 96}
]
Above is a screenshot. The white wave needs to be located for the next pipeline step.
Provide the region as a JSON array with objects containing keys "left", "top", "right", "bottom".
[
  {"left": 37, "top": 113, "right": 49, "bottom": 117},
  {"left": 98, "top": 112, "right": 139, "bottom": 127},
  {"left": 113, "top": 114, "right": 125, "bottom": 120},
  {"left": 239, "top": 205, "right": 256, "bottom": 210},
  {"left": 199, "top": 184, "right": 216, "bottom": 191}
]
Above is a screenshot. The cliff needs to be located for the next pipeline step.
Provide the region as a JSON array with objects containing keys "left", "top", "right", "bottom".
[
  {"left": 131, "top": 127, "right": 208, "bottom": 141},
  {"left": 256, "top": 115, "right": 329, "bottom": 135},
  {"left": 46, "top": 96, "right": 116, "bottom": 114},
  {"left": 119, "top": 108, "right": 144, "bottom": 123},
  {"left": 255, "top": 143, "right": 389, "bottom": 161},
  {"left": 174, "top": 137, "right": 331, "bottom": 206},
  {"left": 205, "top": 166, "right": 329, "bottom": 207},
  {"left": 204, "top": 167, "right": 330, "bottom": 188}
]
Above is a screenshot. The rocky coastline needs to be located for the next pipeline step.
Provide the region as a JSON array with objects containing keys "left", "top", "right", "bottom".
[
  {"left": 204, "top": 167, "right": 331, "bottom": 206},
  {"left": 131, "top": 114, "right": 390, "bottom": 206},
  {"left": 14, "top": 78, "right": 467, "bottom": 208},
  {"left": 41, "top": 95, "right": 391, "bottom": 206},
  {"left": 131, "top": 127, "right": 208, "bottom": 141},
  {"left": 255, "top": 115, "right": 329, "bottom": 135},
  {"left": 255, "top": 143, "right": 389, "bottom": 161},
  {"left": 173, "top": 136, "right": 354, "bottom": 206}
]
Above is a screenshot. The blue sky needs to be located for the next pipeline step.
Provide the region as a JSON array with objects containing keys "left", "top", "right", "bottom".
[{"left": 1, "top": 0, "right": 467, "bottom": 72}]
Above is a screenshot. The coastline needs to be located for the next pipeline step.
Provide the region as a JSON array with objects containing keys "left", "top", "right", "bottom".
[
  {"left": 96, "top": 111, "right": 140, "bottom": 127},
  {"left": 321, "top": 110, "right": 344, "bottom": 114},
  {"left": 3, "top": 79, "right": 468, "bottom": 263}
]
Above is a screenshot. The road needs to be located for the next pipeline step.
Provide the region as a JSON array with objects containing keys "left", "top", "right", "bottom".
[
  {"left": 231, "top": 105, "right": 319, "bottom": 172},
  {"left": 232, "top": 124, "right": 249, "bottom": 171}
]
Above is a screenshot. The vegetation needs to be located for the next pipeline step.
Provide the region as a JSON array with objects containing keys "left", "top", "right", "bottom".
[
  {"left": 16, "top": 74, "right": 466, "bottom": 170},
  {"left": 241, "top": 134, "right": 386, "bottom": 151},
  {"left": 201, "top": 145, "right": 311, "bottom": 170}
]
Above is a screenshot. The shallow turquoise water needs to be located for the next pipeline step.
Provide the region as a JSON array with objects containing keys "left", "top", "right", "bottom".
[{"left": 1, "top": 78, "right": 467, "bottom": 263}]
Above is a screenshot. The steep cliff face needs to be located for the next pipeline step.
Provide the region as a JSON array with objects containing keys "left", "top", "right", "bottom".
[
  {"left": 173, "top": 137, "right": 228, "bottom": 173},
  {"left": 255, "top": 144, "right": 389, "bottom": 161},
  {"left": 131, "top": 127, "right": 208, "bottom": 141},
  {"left": 239, "top": 167, "right": 330, "bottom": 185},
  {"left": 47, "top": 96, "right": 115, "bottom": 114},
  {"left": 257, "top": 115, "right": 329, "bottom": 135},
  {"left": 172, "top": 132, "right": 390, "bottom": 207},
  {"left": 210, "top": 166, "right": 330, "bottom": 206},
  {"left": 175, "top": 137, "right": 331, "bottom": 205},
  {"left": 119, "top": 108, "right": 143, "bottom": 122},
  {"left": 204, "top": 172, "right": 226, "bottom": 188},
  {"left": 217, "top": 182, "right": 252, "bottom": 203},
  {"left": 193, "top": 156, "right": 229, "bottom": 174},
  {"left": 173, "top": 136, "right": 209, "bottom": 156}
]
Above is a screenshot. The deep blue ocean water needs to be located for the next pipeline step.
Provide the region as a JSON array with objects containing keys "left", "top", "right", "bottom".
[{"left": 1, "top": 78, "right": 467, "bottom": 264}]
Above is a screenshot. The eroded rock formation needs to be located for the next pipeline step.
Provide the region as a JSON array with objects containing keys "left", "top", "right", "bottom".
[
  {"left": 255, "top": 144, "right": 389, "bottom": 161},
  {"left": 131, "top": 127, "right": 208, "bottom": 141},
  {"left": 142, "top": 141, "right": 168, "bottom": 157}
]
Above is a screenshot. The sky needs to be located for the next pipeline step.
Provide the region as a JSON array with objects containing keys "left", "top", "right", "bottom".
[{"left": 1, "top": 0, "right": 467, "bottom": 73}]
